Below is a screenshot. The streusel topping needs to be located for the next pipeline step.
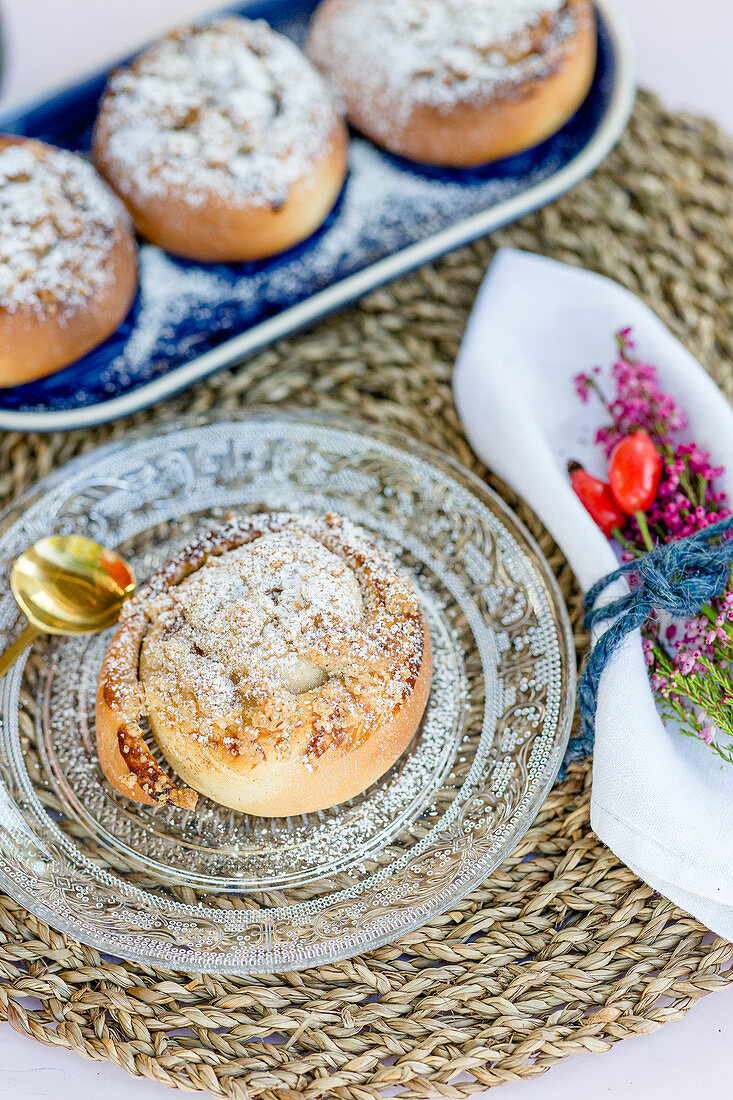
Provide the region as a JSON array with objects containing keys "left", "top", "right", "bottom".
[
  {"left": 0, "top": 141, "right": 129, "bottom": 317},
  {"left": 135, "top": 513, "right": 424, "bottom": 753},
  {"left": 94, "top": 16, "right": 341, "bottom": 211},
  {"left": 308, "top": 0, "right": 581, "bottom": 130}
]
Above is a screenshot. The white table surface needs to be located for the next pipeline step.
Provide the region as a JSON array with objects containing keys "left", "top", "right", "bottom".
[{"left": 0, "top": 1, "right": 732, "bottom": 1097}]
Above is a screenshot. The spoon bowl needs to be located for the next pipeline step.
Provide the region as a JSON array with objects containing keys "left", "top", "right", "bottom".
[
  {"left": 11, "top": 535, "right": 135, "bottom": 635},
  {"left": 0, "top": 535, "right": 135, "bottom": 679}
]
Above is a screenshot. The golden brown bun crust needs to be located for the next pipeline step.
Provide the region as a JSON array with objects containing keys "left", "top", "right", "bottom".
[
  {"left": 308, "top": 0, "right": 597, "bottom": 167},
  {"left": 0, "top": 232, "right": 137, "bottom": 387},
  {"left": 95, "top": 513, "right": 432, "bottom": 817},
  {"left": 0, "top": 136, "right": 138, "bottom": 388},
  {"left": 96, "top": 623, "right": 163, "bottom": 810},
  {"left": 93, "top": 119, "right": 348, "bottom": 263},
  {"left": 144, "top": 616, "right": 431, "bottom": 816},
  {"left": 91, "top": 17, "right": 350, "bottom": 262}
]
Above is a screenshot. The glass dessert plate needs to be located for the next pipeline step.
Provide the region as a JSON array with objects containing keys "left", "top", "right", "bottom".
[{"left": 0, "top": 412, "right": 575, "bottom": 973}]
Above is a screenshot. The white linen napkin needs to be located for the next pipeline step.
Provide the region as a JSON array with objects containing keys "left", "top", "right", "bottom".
[{"left": 453, "top": 247, "right": 733, "bottom": 940}]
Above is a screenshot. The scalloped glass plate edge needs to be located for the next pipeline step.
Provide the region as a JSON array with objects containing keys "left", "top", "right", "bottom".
[{"left": 0, "top": 410, "right": 576, "bottom": 973}]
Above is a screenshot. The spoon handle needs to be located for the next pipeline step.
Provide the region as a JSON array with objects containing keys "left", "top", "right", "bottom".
[{"left": 0, "top": 622, "right": 40, "bottom": 680}]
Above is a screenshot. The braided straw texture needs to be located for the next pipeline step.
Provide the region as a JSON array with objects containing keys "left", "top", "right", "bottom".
[{"left": 0, "top": 91, "right": 732, "bottom": 1097}]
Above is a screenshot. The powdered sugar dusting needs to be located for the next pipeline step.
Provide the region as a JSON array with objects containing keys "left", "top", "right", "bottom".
[
  {"left": 308, "top": 0, "right": 577, "bottom": 130},
  {"left": 135, "top": 513, "right": 425, "bottom": 756},
  {"left": 95, "top": 16, "right": 341, "bottom": 210},
  {"left": 0, "top": 141, "right": 130, "bottom": 317}
]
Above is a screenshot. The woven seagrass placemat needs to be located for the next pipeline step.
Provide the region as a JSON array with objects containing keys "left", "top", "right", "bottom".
[{"left": 0, "top": 91, "right": 732, "bottom": 1097}]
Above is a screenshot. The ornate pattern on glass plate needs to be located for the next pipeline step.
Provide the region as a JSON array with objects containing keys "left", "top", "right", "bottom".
[{"left": 0, "top": 412, "right": 574, "bottom": 972}]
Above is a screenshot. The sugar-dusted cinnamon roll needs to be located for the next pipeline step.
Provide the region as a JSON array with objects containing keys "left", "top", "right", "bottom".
[
  {"left": 307, "top": 0, "right": 596, "bottom": 167},
  {"left": 0, "top": 135, "right": 137, "bottom": 387},
  {"left": 92, "top": 16, "right": 348, "bottom": 262},
  {"left": 96, "top": 512, "right": 432, "bottom": 816}
]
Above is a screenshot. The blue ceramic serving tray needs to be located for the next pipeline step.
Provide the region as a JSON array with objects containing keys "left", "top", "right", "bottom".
[{"left": 0, "top": 0, "right": 633, "bottom": 431}]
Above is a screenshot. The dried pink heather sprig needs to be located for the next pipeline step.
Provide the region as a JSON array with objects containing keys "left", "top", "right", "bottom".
[{"left": 574, "top": 328, "right": 733, "bottom": 762}]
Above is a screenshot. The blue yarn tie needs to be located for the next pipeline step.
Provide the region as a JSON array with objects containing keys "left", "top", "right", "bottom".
[{"left": 574, "top": 515, "right": 733, "bottom": 755}]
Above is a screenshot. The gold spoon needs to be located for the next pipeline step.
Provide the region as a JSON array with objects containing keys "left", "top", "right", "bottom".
[{"left": 0, "top": 535, "right": 136, "bottom": 680}]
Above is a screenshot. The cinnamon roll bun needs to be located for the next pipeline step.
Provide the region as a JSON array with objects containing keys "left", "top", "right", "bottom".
[
  {"left": 307, "top": 0, "right": 597, "bottom": 167},
  {"left": 0, "top": 135, "right": 137, "bottom": 387},
  {"left": 96, "top": 512, "right": 432, "bottom": 816},
  {"left": 92, "top": 17, "right": 349, "bottom": 262}
]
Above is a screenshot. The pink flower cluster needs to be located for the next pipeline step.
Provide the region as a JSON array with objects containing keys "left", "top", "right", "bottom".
[
  {"left": 574, "top": 329, "right": 733, "bottom": 762},
  {"left": 577, "top": 329, "right": 731, "bottom": 551},
  {"left": 642, "top": 442, "right": 730, "bottom": 544},
  {"left": 672, "top": 591, "right": 733, "bottom": 677},
  {"left": 574, "top": 329, "right": 687, "bottom": 456}
]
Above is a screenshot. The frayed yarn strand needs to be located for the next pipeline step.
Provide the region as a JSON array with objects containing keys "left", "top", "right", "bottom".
[{"left": 579, "top": 516, "right": 733, "bottom": 740}]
